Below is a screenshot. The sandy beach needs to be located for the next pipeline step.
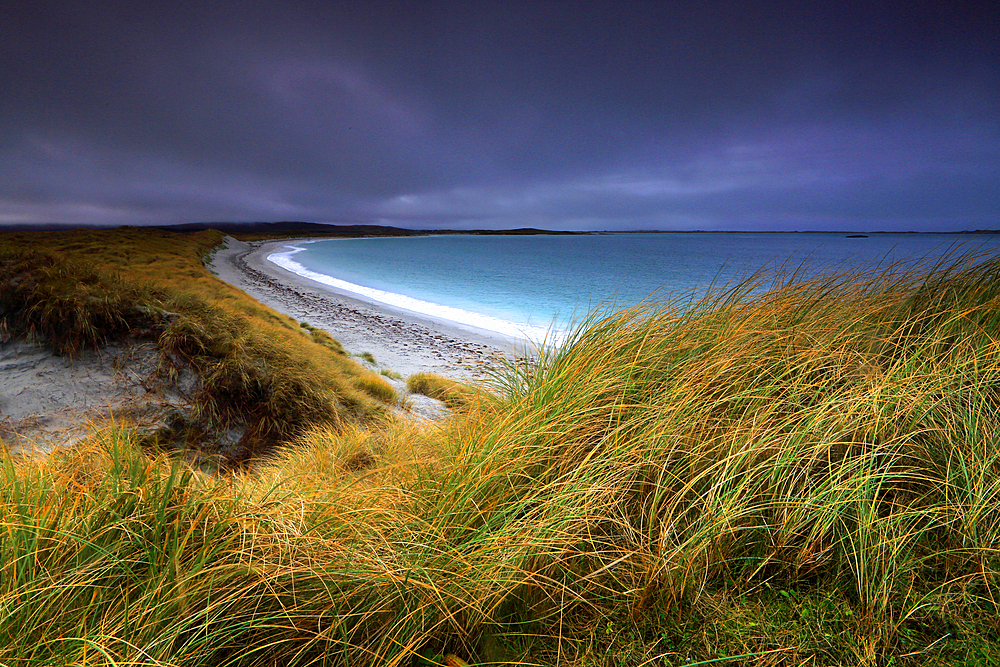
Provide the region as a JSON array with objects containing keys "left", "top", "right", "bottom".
[{"left": 208, "top": 236, "right": 534, "bottom": 382}]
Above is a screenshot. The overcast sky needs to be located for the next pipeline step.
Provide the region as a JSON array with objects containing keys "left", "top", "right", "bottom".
[{"left": 2, "top": 0, "right": 997, "bottom": 231}]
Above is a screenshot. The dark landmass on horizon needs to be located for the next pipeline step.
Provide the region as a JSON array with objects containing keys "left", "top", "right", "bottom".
[
  {"left": 0, "top": 221, "right": 583, "bottom": 236},
  {"left": 2, "top": 221, "right": 997, "bottom": 237}
]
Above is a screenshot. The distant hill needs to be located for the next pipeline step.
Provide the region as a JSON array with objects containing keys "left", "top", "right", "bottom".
[
  {"left": 155, "top": 221, "right": 422, "bottom": 236},
  {"left": 464, "top": 227, "right": 580, "bottom": 235},
  {"left": 0, "top": 221, "right": 583, "bottom": 236},
  {"left": 155, "top": 222, "right": 581, "bottom": 236},
  {"left": 2, "top": 221, "right": 994, "bottom": 235}
]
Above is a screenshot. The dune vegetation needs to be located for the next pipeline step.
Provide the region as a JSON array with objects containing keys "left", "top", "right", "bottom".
[
  {"left": 0, "top": 227, "right": 396, "bottom": 462},
  {"left": 2, "top": 229, "right": 1000, "bottom": 665},
  {"left": 407, "top": 372, "right": 482, "bottom": 410}
]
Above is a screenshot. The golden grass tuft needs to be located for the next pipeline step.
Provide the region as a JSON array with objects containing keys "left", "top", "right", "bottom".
[{"left": 407, "top": 372, "right": 483, "bottom": 409}]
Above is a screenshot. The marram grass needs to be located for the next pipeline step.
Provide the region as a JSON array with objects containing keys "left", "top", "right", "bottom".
[
  {"left": 407, "top": 372, "right": 483, "bottom": 409},
  {"left": 0, "top": 228, "right": 397, "bottom": 460},
  {"left": 3, "top": 249, "right": 1000, "bottom": 664}
]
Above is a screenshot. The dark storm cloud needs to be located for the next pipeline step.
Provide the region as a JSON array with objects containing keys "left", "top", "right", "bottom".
[{"left": 2, "top": 0, "right": 997, "bottom": 229}]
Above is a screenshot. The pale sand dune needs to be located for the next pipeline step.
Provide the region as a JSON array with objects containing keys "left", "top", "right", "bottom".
[
  {"left": 208, "top": 236, "right": 535, "bottom": 382},
  {"left": 0, "top": 340, "right": 192, "bottom": 456}
]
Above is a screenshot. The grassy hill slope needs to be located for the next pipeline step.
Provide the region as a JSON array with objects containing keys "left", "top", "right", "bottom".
[{"left": 0, "top": 227, "right": 396, "bottom": 462}]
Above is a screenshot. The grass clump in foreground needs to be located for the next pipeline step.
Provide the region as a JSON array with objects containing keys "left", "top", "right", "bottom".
[
  {"left": 407, "top": 372, "right": 482, "bottom": 409},
  {"left": 3, "top": 250, "right": 1000, "bottom": 665},
  {"left": 0, "top": 228, "right": 396, "bottom": 461}
]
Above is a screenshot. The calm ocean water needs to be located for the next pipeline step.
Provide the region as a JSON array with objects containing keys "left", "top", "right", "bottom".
[{"left": 268, "top": 233, "right": 1000, "bottom": 342}]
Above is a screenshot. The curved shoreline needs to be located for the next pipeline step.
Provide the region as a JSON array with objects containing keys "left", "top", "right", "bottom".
[{"left": 208, "top": 236, "right": 534, "bottom": 381}]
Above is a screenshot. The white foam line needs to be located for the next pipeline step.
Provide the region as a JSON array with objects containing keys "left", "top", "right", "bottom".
[{"left": 267, "top": 245, "right": 566, "bottom": 345}]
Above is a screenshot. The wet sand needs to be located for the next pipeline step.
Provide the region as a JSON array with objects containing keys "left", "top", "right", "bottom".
[{"left": 208, "top": 236, "right": 536, "bottom": 381}]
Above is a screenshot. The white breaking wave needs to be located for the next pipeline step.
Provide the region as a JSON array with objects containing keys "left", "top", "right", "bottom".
[{"left": 267, "top": 245, "right": 565, "bottom": 344}]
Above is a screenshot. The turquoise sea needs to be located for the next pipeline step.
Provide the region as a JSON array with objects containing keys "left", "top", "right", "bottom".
[{"left": 268, "top": 233, "right": 1000, "bottom": 342}]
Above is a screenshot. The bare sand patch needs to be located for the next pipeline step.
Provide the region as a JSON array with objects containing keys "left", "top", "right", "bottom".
[{"left": 0, "top": 339, "right": 193, "bottom": 456}]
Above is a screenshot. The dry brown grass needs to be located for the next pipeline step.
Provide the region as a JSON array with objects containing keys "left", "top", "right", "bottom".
[{"left": 0, "top": 227, "right": 396, "bottom": 461}]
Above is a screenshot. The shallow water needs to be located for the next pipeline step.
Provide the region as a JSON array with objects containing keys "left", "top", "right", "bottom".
[{"left": 269, "top": 232, "right": 1000, "bottom": 342}]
